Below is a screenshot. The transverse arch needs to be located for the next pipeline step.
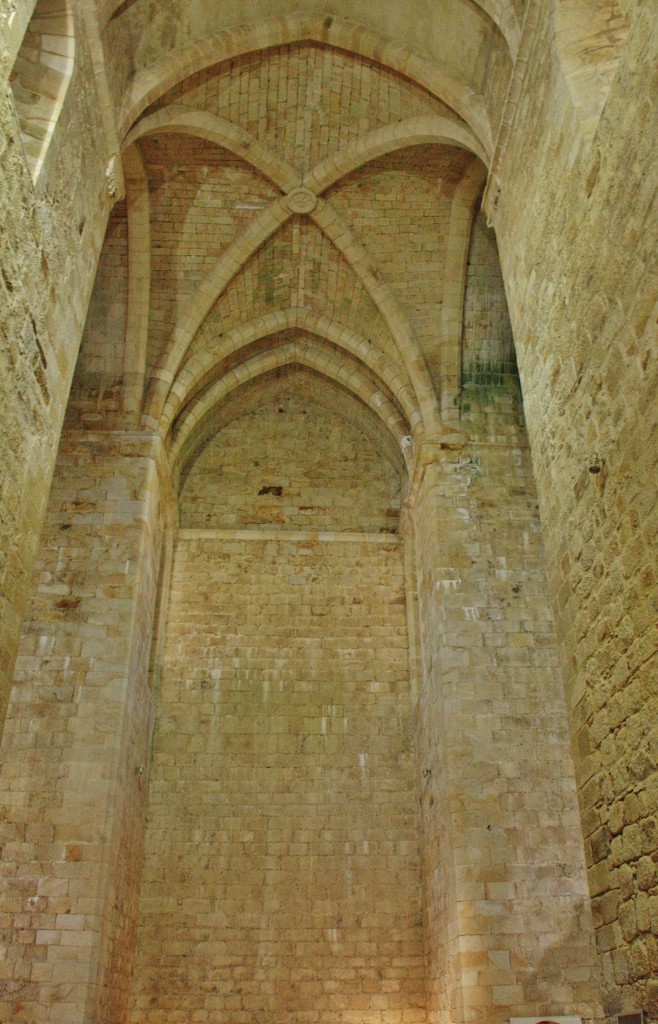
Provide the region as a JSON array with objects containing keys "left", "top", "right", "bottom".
[
  {"left": 160, "top": 309, "right": 421, "bottom": 440},
  {"left": 173, "top": 365, "right": 407, "bottom": 496},
  {"left": 119, "top": 14, "right": 494, "bottom": 156},
  {"left": 167, "top": 342, "right": 412, "bottom": 471}
]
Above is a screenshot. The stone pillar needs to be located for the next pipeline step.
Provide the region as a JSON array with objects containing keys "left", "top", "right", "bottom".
[
  {"left": 411, "top": 425, "right": 604, "bottom": 1023},
  {"left": 0, "top": 429, "right": 171, "bottom": 1024}
]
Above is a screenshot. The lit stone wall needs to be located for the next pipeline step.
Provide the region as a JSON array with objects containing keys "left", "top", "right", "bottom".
[
  {"left": 491, "top": 4, "right": 658, "bottom": 1014},
  {"left": 0, "top": 4, "right": 112, "bottom": 731},
  {"left": 0, "top": 430, "right": 167, "bottom": 1024},
  {"left": 179, "top": 382, "right": 401, "bottom": 532},
  {"left": 132, "top": 533, "right": 425, "bottom": 1024},
  {"left": 405, "top": 156, "right": 604, "bottom": 1018},
  {"left": 131, "top": 396, "right": 426, "bottom": 1024},
  {"left": 412, "top": 383, "right": 604, "bottom": 1022}
]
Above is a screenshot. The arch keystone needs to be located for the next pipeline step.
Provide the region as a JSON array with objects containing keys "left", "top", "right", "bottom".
[{"left": 285, "top": 187, "right": 318, "bottom": 215}]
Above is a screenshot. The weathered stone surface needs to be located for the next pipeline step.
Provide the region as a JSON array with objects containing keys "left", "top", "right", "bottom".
[
  {"left": 0, "top": 0, "right": 112, "bottom": 731},
  {"left": 0, "top": 1, "right": 655, "bottom": 1022},
  {"left": 132, "top": 529, "right": 424, "bottom": 1024},
  {"left": 0, "top": 430, "right": 168, "bottom": 1024},
  {"left": 490, "top": 3, "right": 657, "bottom": 1015}
]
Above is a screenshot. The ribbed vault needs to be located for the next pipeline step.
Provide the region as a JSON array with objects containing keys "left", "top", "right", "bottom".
[
  {"left": 0, "top": 0, "right": 650, "bottom": 1021},
  {"left": 109, "top": 27, "right": 498, "bottom": 475}
]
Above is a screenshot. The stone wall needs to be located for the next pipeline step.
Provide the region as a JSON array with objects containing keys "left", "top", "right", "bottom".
[
  {"left": 462, "top": 208, "right": 516, "bottom": 388},
  {"left": 131, "top": 397, "right": 425, "bottom": 1024},
  {"left": 179, "top": 380, "right": 401, "bottom": 532},
  {"left": 490, "top": 2, "right": 658, "bottom": 1014},
  {"left": 0, "top": 1, "right": 655, "bottom": 1020},
  {"left": 132, "top": 531, "right": 425, "bottom": 1024},
  {"left": 0, "top": 1, "right": 112, "bottom": 730},
  {"left": 0, "top": 430, "right": 167, "bottom": 1024},
  {"left": 412, "top": 383, "right": 603, "bottom": 1023}
]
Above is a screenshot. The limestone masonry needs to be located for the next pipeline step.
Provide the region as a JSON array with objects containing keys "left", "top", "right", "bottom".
[{"left": 0, "top": 1, "right": 655, "bottom": 1023}]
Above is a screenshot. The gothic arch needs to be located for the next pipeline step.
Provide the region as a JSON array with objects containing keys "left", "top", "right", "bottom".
[
  {"left": 118, "top": 15, "right": 494, "bottom": 156},
  {"left": 167, "top": 341, "right": 412, "bottom": 471},
  {"left": 160, "top": 309, "right": 421, "bottom": 439},
  {"left": 173, "top": 365, "right": 407, "bottom": 498},
  {"left": 142, "top": 187, "right": 440, "bottom": 442}
]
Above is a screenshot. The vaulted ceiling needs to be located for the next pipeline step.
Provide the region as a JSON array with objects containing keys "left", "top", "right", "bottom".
[{"left": 73, "top": 2, "right": 518, "bottom": 482}]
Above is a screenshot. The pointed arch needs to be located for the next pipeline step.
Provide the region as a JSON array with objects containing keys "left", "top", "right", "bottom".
[
  {"left": 118, "top": 15, "right": 493, "bottom": 156},
  {"left": 304, "top": 116, "right": 488, "bottom": 194},
  {"left": 173, "top": 365, "right": 407, "bottom": 495},
  {"left": 127, "top": 104, "right": 491, "bottom": 442},
  {"left": 143, "top": 191, "right": 441, "bottom": 440},
  {"left": 160, "top": 308, "right": 421, "bottom": 438},
  {"left": 167, "top": 341, "right": 413, "bottom": 473},
  {"left": 124, "top": 106, "right": 300, "bottom": 193}
]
